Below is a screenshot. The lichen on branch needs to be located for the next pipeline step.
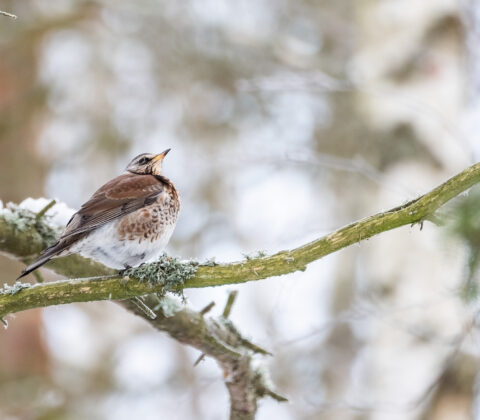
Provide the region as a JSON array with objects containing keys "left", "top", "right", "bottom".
[
  {"left": 124, "top": 253, "right": 198, "bottom": 293},
  {"left": 2, "top": 161, "right": 480, "bottom": 317}
]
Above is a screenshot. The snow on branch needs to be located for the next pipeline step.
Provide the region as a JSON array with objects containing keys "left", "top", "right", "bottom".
[{"left": 2, "top": 161, "right": 480, "bottom": 317}]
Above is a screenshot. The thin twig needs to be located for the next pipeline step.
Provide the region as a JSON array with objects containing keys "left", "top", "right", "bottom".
[
  {"left": 131, "top": 297, "right": 157, "bottom": 320},
  {"left": 0, "top": 10, "right": 17, "bottom": 19},
  {"left": 35, "top": 200, "right": 56, "bottom": 221},
  {"left": 222, "top": 290, "right": 238, "bottom": 318},
  {"left": 195, "top": 291, "right": 239, "bottom": 366},
  {"left": 195, "top": 300, "right": 216, "bottom": 365},
  {"left": 193, "top": 353, "right": 206, "bottom": 366},
  {"left": 200, "top": 301, "right": 215, "bottom": 315}
]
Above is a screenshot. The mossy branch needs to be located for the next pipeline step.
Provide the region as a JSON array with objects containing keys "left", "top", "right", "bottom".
[{"left": 1, "top": 162, "right": 480, "bottom": 317}]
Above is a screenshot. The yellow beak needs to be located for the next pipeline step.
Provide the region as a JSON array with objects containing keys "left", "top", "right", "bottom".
[{"left": 153, "top": 148, "right": 171, "bottom": 162}]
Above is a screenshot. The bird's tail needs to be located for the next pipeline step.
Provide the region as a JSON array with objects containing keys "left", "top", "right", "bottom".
[{"left": 17, "top": 242, "right": 62, "bottom": 280}]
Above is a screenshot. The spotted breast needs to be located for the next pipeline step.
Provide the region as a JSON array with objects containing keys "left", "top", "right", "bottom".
[{"left": 67, "top": 178, "right": 180, "bottom": 269}]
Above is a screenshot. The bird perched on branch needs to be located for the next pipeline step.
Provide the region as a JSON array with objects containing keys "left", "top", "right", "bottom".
[{"left": 18, "top": 149, "right": 179, "bottom": 279}]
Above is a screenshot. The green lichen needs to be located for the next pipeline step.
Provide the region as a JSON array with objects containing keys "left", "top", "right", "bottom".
[
  {"left": 1, "top": 281, "right": 31, "bottom": 295},
  {"left": 2, "top": 203, "right": 60, "bottom": 246},
  {"left": 125, "top": 254, "right": 198, "bottom": 293}
]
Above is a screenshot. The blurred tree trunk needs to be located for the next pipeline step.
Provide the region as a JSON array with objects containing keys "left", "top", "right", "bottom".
[
  {"left": 0, "top": 17, "right": 50, "bottom": 419},
  {"left": 420, "top": 354, "right": 478, "bottom": 420},
  {"left": 0, "top": 23, "right": 48, "bottom": 202}
]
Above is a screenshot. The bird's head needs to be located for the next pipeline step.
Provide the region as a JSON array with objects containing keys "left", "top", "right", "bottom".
[{"left": 126, "top": 149, "right": 171, "bottom": 176}]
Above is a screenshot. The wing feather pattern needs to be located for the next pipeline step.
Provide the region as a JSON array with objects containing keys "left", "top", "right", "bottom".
[{"left": 18, "top": 173, "right": 165, "bottom": 279}]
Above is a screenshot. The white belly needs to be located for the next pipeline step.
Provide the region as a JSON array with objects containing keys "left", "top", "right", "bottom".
[{"left": 68, "top": 220, "right": 176, "bottom": 269}]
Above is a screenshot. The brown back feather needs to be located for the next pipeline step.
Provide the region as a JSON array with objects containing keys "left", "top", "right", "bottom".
[
  {"left": 18, "top": 173, "right": 168, "bottom": 279},
  {"left": 63, "top": 173, "right": 165, "bottom": 238}
]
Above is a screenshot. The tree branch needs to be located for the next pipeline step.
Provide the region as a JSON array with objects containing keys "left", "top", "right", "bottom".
[
  {"left": 2, "top": 162, "right": 480, "bottom": 316},
  {"left": 118, "top": 294, "right": 284, "bottom": 420}
]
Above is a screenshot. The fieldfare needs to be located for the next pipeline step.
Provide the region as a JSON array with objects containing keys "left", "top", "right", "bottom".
[{"left": 18, "top": 149, "right": 179, "bottom": 279}]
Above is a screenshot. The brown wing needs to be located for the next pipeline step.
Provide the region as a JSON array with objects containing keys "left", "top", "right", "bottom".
[
  {"left": 17, "top": 173, "right": 166, "bottom": 279},
  {"left": 62, "top": 173, "right": 165, "bottom": 238}
]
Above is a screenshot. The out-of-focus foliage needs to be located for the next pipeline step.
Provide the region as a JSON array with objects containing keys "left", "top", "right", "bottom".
[
  {"left": 448, "top": 187, "right": 480, "bottom": 300},
  {"left": 0, "top": 0, "right": 479, "bottom": 419}
]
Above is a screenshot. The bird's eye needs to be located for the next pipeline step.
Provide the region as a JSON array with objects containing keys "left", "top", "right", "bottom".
[{"left": 138, "top": 157, "right": 150, "bottom": 165}]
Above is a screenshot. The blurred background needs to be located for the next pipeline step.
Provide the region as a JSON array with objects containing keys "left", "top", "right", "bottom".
[{"left": 1, "top": 0, "right": 480, "bottom": 419}]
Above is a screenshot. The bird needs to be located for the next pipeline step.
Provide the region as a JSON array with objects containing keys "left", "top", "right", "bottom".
[{"left": 18, "top": 149, "right": 180, "bottom": 279}]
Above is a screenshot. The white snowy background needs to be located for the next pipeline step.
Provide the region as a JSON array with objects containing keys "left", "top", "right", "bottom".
[{"left": 1, "top": 1, "right": 480, "bottom": 419}]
